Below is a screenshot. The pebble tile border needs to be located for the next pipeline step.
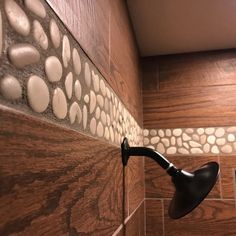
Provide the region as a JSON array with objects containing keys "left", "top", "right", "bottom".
[
  {"left": 144, "top": 127, "right": 236, "bottom": 155},
  {"left": 0, "top": 0, "right": 143, "bottom": 147}
]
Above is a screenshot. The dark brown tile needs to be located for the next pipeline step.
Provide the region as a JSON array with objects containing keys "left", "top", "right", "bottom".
[
  {"left": 145, "top": 156, "right": 221, "bottom": 199},
  {"left": 127, "top": 157, "right": 145, "bottom": 216},
  {"left": 110, "top": 0, "right": 143, "bottom": 124},
  {"left": 164, "top": 199, "right": 236, "bottom": 236},
  {"left": 0, "top": 108, "right": 123, "bottom": 236},
  {"left": 220, "top": 155, "right": 236, "bottom": 199},
  {"left": 146, "top": 199, "right": 163, "bottom": 236},
  {"left": 125, "top": 201, "right": 145, "bottom": 236}
]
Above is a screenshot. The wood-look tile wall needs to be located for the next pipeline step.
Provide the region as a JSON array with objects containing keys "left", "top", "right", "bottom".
[
  {"left": 0, "top": 0, "right": 144, "bottom": 235},
  {"left": 143, "top": 51, "right": 236, "bottom": 236},
  {"left": 143, "top": 50, "right": 236, "bottom": 128}
]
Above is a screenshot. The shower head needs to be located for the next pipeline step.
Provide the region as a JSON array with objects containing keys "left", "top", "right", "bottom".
[{"left": 121, "top": 138, "right": 219, "bottom": 219}]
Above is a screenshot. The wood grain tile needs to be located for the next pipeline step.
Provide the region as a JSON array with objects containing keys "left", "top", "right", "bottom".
[
  {"left": 125, "top": 201, "right": 145, "bottom": 236},
  {"left": 220, "top": 156, "right": 236, "bottom": 199},
  {"left": 46, "top": 0, "right": 110, "bottom": 80},
  {"left": 127, "top": 157, "right": 145, "bottom": 216},
  {"left": 0, "top": 106, "right": 123, "bottom": 236},
  {"left": 142, "top": 50, "right": 236, "bottom": 128},
  {"left": 164, "top": 199, "right": 236, "bottom": 236},
  {"left": 110, "top": 0, "right": 143, "bottom": 124},
  {"left": 146, "top": 199, "right": 163, "bottom": 236},
  {"left": 145, "top": 156, "right": 221, "bottom": 199}
]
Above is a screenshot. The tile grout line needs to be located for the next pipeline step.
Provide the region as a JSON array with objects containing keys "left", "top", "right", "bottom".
[
  {"left": 124, "top": 198, "right": 145, "bottom": 224},
  {"left": 161, "top": 199, "right": 165, "bottom": 236}
]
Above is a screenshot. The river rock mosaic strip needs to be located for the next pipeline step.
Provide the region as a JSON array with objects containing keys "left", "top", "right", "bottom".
[
  {"left": 144, "top": 127, "right": 236, "bottom": 155},
  {"left": 0, "top": 0, "right": 142, "bottom": 147}
]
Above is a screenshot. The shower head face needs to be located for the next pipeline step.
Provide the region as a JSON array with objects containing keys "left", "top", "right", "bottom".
[{"left": 168, "top": 161, "right": 219, "bottom": 219}]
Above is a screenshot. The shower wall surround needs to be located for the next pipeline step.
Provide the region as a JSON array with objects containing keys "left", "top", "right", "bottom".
[
  {"left": 143, "top": 52, "right": 236, "bottom": 236},
  {"left": 0, "top": 0, "right": 144, "bottom": 235}
]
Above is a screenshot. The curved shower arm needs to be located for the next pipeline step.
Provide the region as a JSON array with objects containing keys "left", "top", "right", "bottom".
[{"left": 121, "top": 138, "right": 178, "bottom": 176}]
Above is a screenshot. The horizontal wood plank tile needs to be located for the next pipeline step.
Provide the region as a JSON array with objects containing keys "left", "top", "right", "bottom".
[
  {"left": 0, "top": 106, "right": 123, "bottom": 236},
  {"left": 164, "top": 200, "right": 236, "bottom": 236}
]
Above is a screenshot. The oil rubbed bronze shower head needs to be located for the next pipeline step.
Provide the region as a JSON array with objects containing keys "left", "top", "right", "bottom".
[{"left": 121, "top": 138, "right": 219, "bottom": 219}]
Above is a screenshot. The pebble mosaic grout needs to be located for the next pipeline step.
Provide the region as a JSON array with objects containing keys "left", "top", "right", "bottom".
[
  {"left": 0, "top": 0, "right": 143, "bottom": 148},
  {"left": 1, "top": 0, "right": 236, "bottom": 156}
]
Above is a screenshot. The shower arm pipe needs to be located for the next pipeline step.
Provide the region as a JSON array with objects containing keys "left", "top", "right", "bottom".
[{"left": 121, "top": 138, "right": 178, "bottom": 176}]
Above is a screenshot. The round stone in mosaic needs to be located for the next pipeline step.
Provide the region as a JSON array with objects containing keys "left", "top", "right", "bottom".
[
  {"left": 216, "top": 138, "right": 226, "bottom": 146},
  {"left": 90, "top": 117, "right": 96, "bottom": 135},
  {"left": 50, "top": 19, "right": 61, "bottom": 49},
  {"left": 52, "top": 87, "right": 67, "bottom": 119},
  {"left": 8, "top": 44, "right": 40, "bottom": 69},
  {"left": 65, "top": 72, "right": 73, "bottom": 99},
  {"left": 144, "top": 138, "right": 149, "bottom": 145},
  {"left": 161, "top": 138, "right": 170, "bottom": 147},
  {"left": 62, "top": 35, "right": 71, "bottom": 68},
  {"left": 84, "top": 94, "right": 89, "bottom": 104},
  {"left": 167, "top": 147, "right": 177, "bottom": 155},
  {"left": 227, "top": 127, "right": 236, "bottom": 133},
  {"left": 97, "top": 121, "right": 104, "bottom": 137},
  {"left": 109, "top": 126, "right": 114, "bottom": 142},
  {"left": 183, "top": 133, "right": 191, "bottom": 141},
  {"left": 5, "top": 0, "right": 30, "bottom": 36},
  {"left": 227, "top": 134, "right": 235, "bottom": 142},
  {"left": 106, "top": 115, "right": 111, "bottom": 126},
  {"left": 185, "top": 128, "right": 194, "bottom": 134},
  {"left": 97, "top": 95, "right": 104, "bottom": 108},
  {"left": 215, "top": 128, "right": 225, "bottom": 138},
  {"left": 27, "top": 75, "right": 49, "bottom": 113},
  {"left": 45, "top": 56, "right": 62, "bottom": 82},
  {"left": 72, "top": 48, "right": 81, "bottom": 76},
  {"left": 197, "top": 128, "right": 204, "bottom": 135},
  {"left": 95, "top": 107, "right": 101, "bottom": 119},
  {"left": 92, "top": 71, "right": 99, "bottom": 92},
  {"left": 205, "top": 128, "right": 215, "bottom": 135},
  {"left": 0, "top": 11, "right": 2, "bottom": 57},
  {"left": 101, "top": 111, "right": 106, "bottom": 125},
  {"left": 104, "top": 127, "right": 109, "bottom": 140},
  {"left": 100, "top": 79, "right": 106, "bottom": 96},
  {"left": 158, "top": 130, "right": 164, "bottom": 137},
  {"left": 203, "top": 143, "right": 210, "bottom": 153},
  {"left": 74, "top": 80, "right": 82, "bottom": 101},
  {"left": 211, "top": 145, "right": 219, "bottom": 154},
  {"left": 191, "top": 148, "right": 203, "bottom": 154},
  {"left": 24, "top": 0, "right": 46, "bottom": 18},
  {"left": 106, "top": 87, "right": 111, "bottom": 99},
  {"left": 150, "top": 129, "right": 157, "bottom": 136},
  {"left": 200, "top": 134, "right": 207, "bottom": 144},
  {"left": 103, "top": 99, "right": 108, "bottom": 113},
  {"left": 189, "top": 141, "right": 201, "bottom": 148},
  {"left": 171, "top": 137, "right": 176, "bottom": 145},
  {"left": 0, "top": 75, "right": 22, "bottom": 100},
  {"left": 178, "top": 148, "right": 189, "bottom": 154},
  {"left": 157, "top": 143, "right": 165, "bottom": 154},
  {"left": 143, "top": 129, "right": 149, "bottom": 136},
  {"left": 166, "top": 129, "right": 171, "bottom": 137},
  {"left": 221, "top": 145, "right": 232, "bottom": 154},
  {"left": 84, "top": 62, "right": 91, "bottom": 87},
  {"left": 173, "top": 128, "right": 182, "bottom": 136},
  {"left": 90, "top": 90, "right": 96, "bottom": 114},
  {"left": 83, "top": 105, "right": 88, "bottom": 129},
  {"left": 69, "top": 102, "right": 79, "bottom": 124},
  {"left": 33, "top": 20, "right": 48, "bottom": 50}
]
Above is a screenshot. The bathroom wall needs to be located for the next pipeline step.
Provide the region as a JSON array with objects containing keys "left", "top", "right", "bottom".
[
  {"left": 142, "top": 50, "right": 236, "bottom": 235},
  {"left": 0, "top": 0, "right": 144, "bottom": 235}
]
